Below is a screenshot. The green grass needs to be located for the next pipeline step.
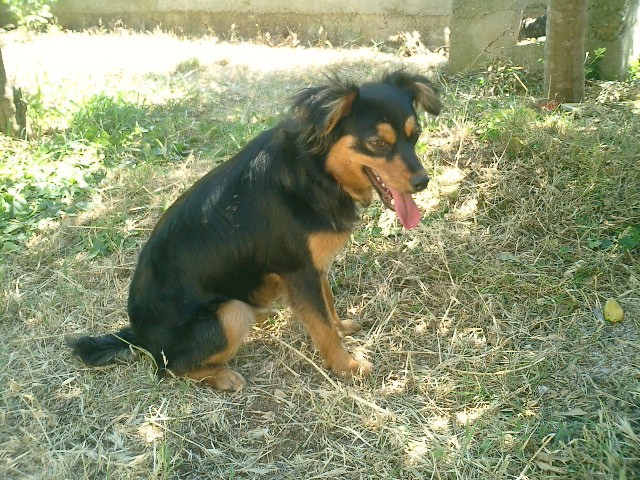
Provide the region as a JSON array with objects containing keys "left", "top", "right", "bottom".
[{"left": 1, "top": 31, "right": 639, "bottom": 479}]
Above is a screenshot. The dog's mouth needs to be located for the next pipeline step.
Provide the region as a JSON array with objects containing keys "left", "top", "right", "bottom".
[{"left": 363, "top": 167, "right": 421, "bottom": 229}]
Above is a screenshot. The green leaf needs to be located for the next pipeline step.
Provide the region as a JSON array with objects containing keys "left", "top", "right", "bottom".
[{"left": 618, "top": 226, "right": 640, "bottom": 250}]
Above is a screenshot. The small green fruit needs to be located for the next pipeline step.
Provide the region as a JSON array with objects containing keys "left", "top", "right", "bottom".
[{"left": 603, "top": 298, "right": 624, "bottom": 323}]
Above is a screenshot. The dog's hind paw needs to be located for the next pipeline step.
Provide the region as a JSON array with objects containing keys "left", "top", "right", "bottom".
[
  {"left": 212, "top": 368, "right": 247, "bottom": 391},
  {"left": 185, "top": 366, "right": 247, "bottom": 391}
]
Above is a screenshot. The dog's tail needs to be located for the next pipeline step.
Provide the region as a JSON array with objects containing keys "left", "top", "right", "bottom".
[{"left": 66, "top": 326, "right": 139, "bottom": 366}]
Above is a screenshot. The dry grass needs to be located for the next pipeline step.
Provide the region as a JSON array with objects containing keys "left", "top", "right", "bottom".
[{"left": 1, "top": 31, "right": 639, "bottom": 479}]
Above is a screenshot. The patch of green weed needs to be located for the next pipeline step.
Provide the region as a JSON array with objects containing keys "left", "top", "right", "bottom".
[{"left": 2, "top": 0, "right": 56, "bottom": 30}]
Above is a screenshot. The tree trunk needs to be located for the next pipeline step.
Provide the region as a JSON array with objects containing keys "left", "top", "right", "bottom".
[
  {"left": 0, "top": 48, "right": 20, "bottom": 136},
  {"left": 544, "top": 0, "right": 587, "bottom": 103},
  {"left": 0, "top": 48, "right": 28, "bottom": 137}
]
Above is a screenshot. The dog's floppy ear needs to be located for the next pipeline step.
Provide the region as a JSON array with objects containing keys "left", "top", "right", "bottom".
[
  {"left": 291, "top": 77, "right": 359, "bottom": 151},
  {"left": 383, "top": 71, "right": 442, "bottom": 116}
]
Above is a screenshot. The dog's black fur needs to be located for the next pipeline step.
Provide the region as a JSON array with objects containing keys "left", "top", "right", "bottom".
[{"left": 68, "top": 71, "right": 442, "bottom": 390}]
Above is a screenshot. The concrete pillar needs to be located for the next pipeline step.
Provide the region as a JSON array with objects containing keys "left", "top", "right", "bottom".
[
  {"left": 449, "top": 0, "right": 527, "bottom": 73},
  {"left": 586, "top": 0, "right": 640, "bottom": 80}
]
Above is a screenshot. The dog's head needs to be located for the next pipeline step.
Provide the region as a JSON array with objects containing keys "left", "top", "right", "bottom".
[{"left": 292, "top": 71, "right": 442, "bottom": 229}]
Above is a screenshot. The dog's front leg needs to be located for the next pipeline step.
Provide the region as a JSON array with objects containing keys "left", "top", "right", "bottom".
[
  {"left": 283, "top": 269, "right": 372, "bottom": 378},
  {"left": 320, "top": 274, "right": 362, "bottom": 336}
]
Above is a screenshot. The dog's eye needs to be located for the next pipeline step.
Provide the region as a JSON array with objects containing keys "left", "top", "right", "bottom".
[{"left": 369, "top": 139, "right": 390, "bottom": 150}]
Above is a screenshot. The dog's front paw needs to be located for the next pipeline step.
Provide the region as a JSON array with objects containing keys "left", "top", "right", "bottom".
[
  {"left": 338, "top": 319, "right": 363, "bottom": 336},
  {"left": 330, "top": 356, "right": 373, "bottom": 379}
]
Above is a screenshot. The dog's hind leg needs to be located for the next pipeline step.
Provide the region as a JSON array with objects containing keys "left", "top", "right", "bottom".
[
  {"left": 165, "top": 299, "right": 255, "bottom": 391},
  {"left": 284, "top": 270, "right": 372, "bottom": 378}
]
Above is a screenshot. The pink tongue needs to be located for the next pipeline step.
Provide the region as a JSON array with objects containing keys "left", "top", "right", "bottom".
[{"left": 390, "top": 189, "right": 421, "bottom": 229}]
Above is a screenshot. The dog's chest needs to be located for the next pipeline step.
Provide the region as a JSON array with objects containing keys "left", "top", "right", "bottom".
[{"left": 307, "top": 232, "right": 351, "bottom": 271}]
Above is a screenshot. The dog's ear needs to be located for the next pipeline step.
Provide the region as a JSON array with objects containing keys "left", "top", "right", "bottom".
[
  {"left": 291, "top": 77, "right": 359, "bottom": 149},
  {"left": 383, "top": 71, "right": 442, "bottom": 116}
]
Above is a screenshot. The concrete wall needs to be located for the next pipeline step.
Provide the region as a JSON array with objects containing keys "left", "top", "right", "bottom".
[
  {"left": 448, "top": 0, "right": 527, "bottom": 72},
  {"left": 53, "top": 0, "right": 453, "bottom": 48}
]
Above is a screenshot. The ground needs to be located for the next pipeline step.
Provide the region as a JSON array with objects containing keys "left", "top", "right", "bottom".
[{"left": 0, "top": 30, "right": 639, "bottom": 479}]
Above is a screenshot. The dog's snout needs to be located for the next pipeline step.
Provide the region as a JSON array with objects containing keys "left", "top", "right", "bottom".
[{"left": 411, "top": 173, "right": 429, "bottom": 192}]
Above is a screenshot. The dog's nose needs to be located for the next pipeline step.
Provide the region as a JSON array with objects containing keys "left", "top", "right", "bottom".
[{"left": 411, "top": 173, "right": 430, "bottom": 192}]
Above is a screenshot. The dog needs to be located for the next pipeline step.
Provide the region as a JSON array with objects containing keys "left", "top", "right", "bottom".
[{"left": 67, "top": 71, "right": 442, "bottom": 390}]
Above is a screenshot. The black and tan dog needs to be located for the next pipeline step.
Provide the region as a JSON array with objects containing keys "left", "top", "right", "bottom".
[{"left": 68, "top": 71, "right": 442, "bottom": 390}]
